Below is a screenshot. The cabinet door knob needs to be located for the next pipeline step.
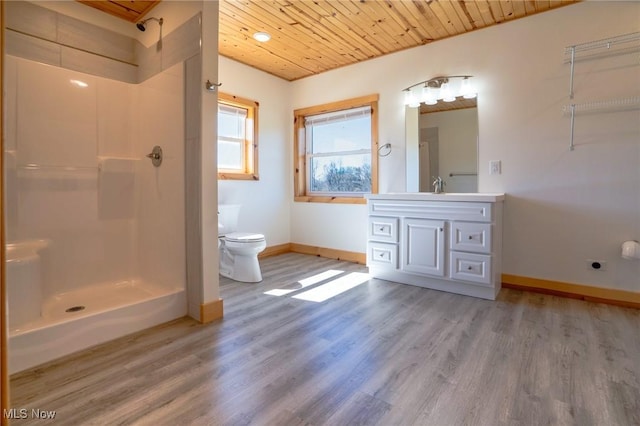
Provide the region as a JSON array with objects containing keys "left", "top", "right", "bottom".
[
  {"left": 467, "top": 266, "right": 473, "bottom": 270},
  {"left": 379, "top": 227, "right": 385, "bottom": 231},
  {"left": 468, "top": 235, "right": 473, "bottom": 240},
  {"left": 439, "top": 228, "right": 443, "bottom": 232}
]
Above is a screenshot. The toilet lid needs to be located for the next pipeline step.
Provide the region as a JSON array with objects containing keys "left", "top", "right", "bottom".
[{"left": 225, "top": 232, "right": 265, "bottom": 243}]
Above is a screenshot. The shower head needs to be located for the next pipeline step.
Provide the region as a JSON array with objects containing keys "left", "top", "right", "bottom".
[{"left": 136, "top": 17, "right": 163, "bottom": 32}]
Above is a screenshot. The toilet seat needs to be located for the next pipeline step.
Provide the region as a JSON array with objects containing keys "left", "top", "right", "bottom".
[{"left": 224, "top": 232, "right": 265, "bottom": 243}]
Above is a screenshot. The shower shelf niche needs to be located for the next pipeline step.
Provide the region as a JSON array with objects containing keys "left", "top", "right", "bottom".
[
  {"left": 14, "top": 156, "right": 141, "bottom": 172},
  {"left": 98, "top": 156, "right": 140, "bottom": 173},
  {"left": 17, "top": 164, "right": 98, "bottom": 172}
]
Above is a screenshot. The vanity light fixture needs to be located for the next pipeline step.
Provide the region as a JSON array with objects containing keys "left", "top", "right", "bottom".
[
  {"left": 403, "top": 75, "right": 477, "bottom": 107},
  {"left": 253, "top": 31, "right": 271, "bottom": 42}
]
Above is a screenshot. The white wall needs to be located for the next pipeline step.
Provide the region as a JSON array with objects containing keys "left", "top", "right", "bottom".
[
  {"left": 218, "top": 56, "right": 291, "bottom": 247},
  {"left": 288, "top": 1, "right": 640, "bottom": 291},
  {"left": 134, "top": 63, "right": 185, "bottom": 292},
  {"left": 135, "top": 1, "right": 201, "bottom": 48},
  {"left": 31, "top": 0, "right": 136, "bottom": 37},
  {"left": 199, "top": 1, "right": 220, "bottom": 304}
]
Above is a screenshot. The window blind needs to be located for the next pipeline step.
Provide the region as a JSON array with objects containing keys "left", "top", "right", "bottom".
[{"left": 304, "top": 105, "right": 371, "bottom": 127}]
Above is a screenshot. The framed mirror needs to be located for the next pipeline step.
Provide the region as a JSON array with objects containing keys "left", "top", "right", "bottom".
[{"left": 406, "top": 98, "right": 478, "bottom": 193}]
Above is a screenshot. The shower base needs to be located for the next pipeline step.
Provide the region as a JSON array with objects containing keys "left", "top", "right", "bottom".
[{"left": 9, "top": 279, "right": 186, "bottom": 374}]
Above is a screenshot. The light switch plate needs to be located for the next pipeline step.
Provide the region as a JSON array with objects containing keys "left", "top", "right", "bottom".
[{"left": 489, "top": 160, "right": 501, "bottom": 175}]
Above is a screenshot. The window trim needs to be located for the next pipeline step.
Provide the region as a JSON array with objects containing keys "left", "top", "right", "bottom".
[
  {"left": 218, "top": 92, "right": 259, "bottom": 181},
  {"left": 293, "top": 94, "right": 379, "bottom": 204}
]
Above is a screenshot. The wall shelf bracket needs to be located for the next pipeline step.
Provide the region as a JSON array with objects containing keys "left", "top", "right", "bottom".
[
  {"left": 562, "top": 97, "right": 640, "bottom": 151},
  {"left": 565, "top": 32, "right": 640, "bottom": 98}
]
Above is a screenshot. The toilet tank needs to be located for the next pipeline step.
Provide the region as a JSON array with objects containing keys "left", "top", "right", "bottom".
[{"left": 218, "top": 204, "right": 241, "bottom": 235}]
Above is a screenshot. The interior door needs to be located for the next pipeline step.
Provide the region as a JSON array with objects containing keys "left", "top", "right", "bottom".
[{"left": 418, "top": 127, "right": 439, "bottom": 192}]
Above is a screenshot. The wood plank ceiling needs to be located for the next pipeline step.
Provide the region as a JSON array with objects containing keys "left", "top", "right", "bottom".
[
  {"left": 78, "top": 0, "right": 579, "bottom": 82},
  {"left": 79, "top": 1, "right": 160, "bottom": 23},
  {"left": 219, "top": 0, "right": 579, "bottom": 81}
]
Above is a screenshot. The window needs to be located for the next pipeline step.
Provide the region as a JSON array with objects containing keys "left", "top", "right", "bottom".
[
  {"left": 218, "top": 93, "right": 259, "bottom": 180},
  {"left": 294, "top": 94, "right": 379, "bottom": 203}
]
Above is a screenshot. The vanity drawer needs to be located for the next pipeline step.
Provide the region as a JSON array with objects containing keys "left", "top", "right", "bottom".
[
  {"left": 368, "top": 216, "right": 398, "bottom": 242},
  {"left": 450, "top": 222, "right": 492, "bottom": 253},
  {"left": 367, "top": 242, "right": 398, "bottom": 269},
  {"left": 450, "top": 252, "right": 492, "bottom": 286},
  {"left": 369, "top": 200, "right": 493, "bottom": 222}
]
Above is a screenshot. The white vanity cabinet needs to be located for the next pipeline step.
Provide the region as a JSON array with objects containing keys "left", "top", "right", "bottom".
[{"left": 366, "top": 193, "right": 505, "bottom": 300}]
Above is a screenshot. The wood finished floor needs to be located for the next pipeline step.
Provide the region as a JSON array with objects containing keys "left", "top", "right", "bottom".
[{"left": 10, "top": 253, "right": 640, "bottom": 426}]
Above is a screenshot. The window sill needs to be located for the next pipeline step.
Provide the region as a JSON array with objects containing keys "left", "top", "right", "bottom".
[
  {"left": 218, "top": 172, "right": 259, "bottom": 181},
  {"left": 294, "top": 196, "right": 367, "bottom": 204}
]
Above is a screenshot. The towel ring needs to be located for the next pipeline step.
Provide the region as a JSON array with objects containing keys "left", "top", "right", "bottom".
[{"left": 378, "top": 143, "right": 392, "bottom": 157}]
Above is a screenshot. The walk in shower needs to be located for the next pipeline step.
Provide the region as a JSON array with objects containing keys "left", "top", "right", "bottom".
[{"left": 4, "top": 56, "right": 187, "bottom": 373}]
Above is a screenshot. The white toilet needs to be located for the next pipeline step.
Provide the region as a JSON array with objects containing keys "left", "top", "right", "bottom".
[{"left": 218, "top": 204, "right": 267, "bottom": 283}]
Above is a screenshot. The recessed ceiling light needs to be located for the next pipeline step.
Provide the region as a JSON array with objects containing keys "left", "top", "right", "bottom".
[{"left": 253, "top": 32, "right": 271, "bottom": 42}]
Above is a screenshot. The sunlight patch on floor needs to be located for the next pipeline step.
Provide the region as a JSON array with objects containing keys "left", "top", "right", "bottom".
[
  {"left": 292, "top": 272, "right": 370, "bottom": 303},
  {"left": 263, "top": 269, "right": 344, "bottom": 296}
]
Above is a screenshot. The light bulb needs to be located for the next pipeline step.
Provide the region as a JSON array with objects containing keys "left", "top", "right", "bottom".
[
  {"left": 461, "top": 77, "right": 477, "bottom": 99},
  {"left": 405, "top": 88, "right": 420, "bottom": 108},
  {"left": 403, "top": 90, "right": 412, "bottom": 106},
  {"left": 440, "top": 82, "right": 456, "bottom": 102},
  {"left": 622, "top": 240, "right": 640, "bottom": 260},
  {"left": 422, "top": 86, "right": 438, "bottom": 105}
]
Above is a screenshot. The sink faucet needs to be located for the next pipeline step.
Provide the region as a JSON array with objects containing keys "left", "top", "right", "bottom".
[{"left": 432, "top": 176, "right": 445, "bottom": 194}]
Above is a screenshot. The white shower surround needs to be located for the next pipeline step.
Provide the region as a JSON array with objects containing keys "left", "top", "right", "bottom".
[{"left": 5, "top": 56, "right": 187, "bottom": 373}]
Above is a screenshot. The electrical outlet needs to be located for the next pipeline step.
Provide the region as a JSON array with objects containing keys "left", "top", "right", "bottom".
[
  {"left": 489, "top": 160, "right": 501, "bottom": 175},
  {"left": 587, "top": 259, "right": 607, "bottom": 271}
]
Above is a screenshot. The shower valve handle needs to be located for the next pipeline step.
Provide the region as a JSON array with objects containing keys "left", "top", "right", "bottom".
[{"left": 146, "top": 146, "right": 163, "bottom": 167}]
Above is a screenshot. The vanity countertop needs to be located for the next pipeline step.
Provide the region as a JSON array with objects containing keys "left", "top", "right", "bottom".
[{"left": 366, "top": 192, "right": 505, "bottom": 202}]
